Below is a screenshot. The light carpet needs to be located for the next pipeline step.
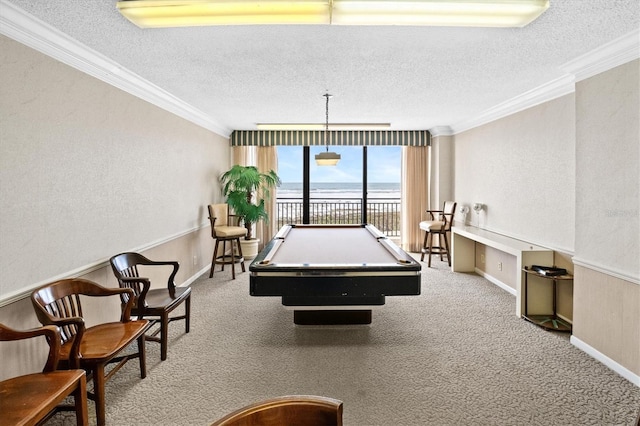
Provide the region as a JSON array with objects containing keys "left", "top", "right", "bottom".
[{"left": 48, "top": 257, "right": 639, "bottom": 425}]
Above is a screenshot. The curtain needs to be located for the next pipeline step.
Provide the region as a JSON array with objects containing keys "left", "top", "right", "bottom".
[
  {"left": 401, "top": 145, "right": 430, "bottom": 252},
  {"left": 232, "top": 146, "right": 254, "bottom": 166},
  {"left": 256, "top": 146, "right": 278, "bottom": 249}
]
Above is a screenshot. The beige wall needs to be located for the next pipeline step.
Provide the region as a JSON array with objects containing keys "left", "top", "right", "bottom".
[
  {"left": 452, "top": 60, "right": 639, "bottom": 380},
  {"left": 572, "top": 59, "right": 639, "bottom": 377},
  {"left": 0, "top": 36, "right": 228, "bottom": 377},
  {"left": 453, "top": 94, "right": 576, "bottom": 253},
  {"left": 573, "top": 266, "right": 639, "bottom": 376}
]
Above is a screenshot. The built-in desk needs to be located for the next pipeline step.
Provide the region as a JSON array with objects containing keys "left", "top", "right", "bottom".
[{"left": 451, "top": 226, "right": 554, "bottom": 318}]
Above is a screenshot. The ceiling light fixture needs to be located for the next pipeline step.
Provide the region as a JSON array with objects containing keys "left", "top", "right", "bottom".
[
  {"left": 315, "top": 93, "right": 340, "bottom": 167},
  {"left": 116, "top": 0, "right": 550, "bottom": 29}
]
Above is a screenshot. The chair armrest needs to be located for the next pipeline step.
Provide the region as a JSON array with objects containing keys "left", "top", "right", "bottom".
[
  {"left": 119, "top": 277, "right": 152, "bottom": 310},
  {"left": 117, "top": 287, "right": 137, "bottom": 321},
  {"left": 135, "top": 260, "right": 180, "bottom": 290},
  {"left": 0, "top": 323, "right": 59, "bottom": 341},
  {"left": 28, "top": 314, "right": 86, "bottom": 368},
  {"left": 80, "top": 285, "right": 137, "bottom": 320},
  {"left": 425, "top": 209, "right": 444, "bottom": 220},
  {"left": 0, "top": 324, "right": 61, "bottom": 372},
  {"left": 229, "top": 214, "right": 243, "bottom": 226},
  {"left": 81, "top": 285, "right": 138, "bottom": 322}
]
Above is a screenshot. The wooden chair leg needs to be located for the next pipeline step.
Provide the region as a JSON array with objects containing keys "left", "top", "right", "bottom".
[
  {"left": 160, "top": 313, "right": 169, "bottom": 361},
  {"left": 138, "top": 335, "right": 147, "bottom": 379},
  {"left": 93, "top": 365, "right": 106, "bottom": 426},
  {"left": 444, "top": 231, "right": 452, "bottom": 266},
  {"left": 221, "top": 240, "right": 228, "bottom": 272},
  {"left": 210, "top": 239, "right": 221, "bottom": 278},
  {"left": 229, "top": 239, "right": 236, "bottom": 279},
  {"left": 74, "top": 374, "right": 89, "bottom": 426},
  {"left": 236, "top": 238, "right": 246, "bottom": 272},
  {"left": 185, "top": 295, "right": 191, "bottom": 333},
  {"left": 420, "top": 231, "right": 428, "bottom": 261},
  {"left": 427, "top": 232, "right": 433, "bottom": 268}
]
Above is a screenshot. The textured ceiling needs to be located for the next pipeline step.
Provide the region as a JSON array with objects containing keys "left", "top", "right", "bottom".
[{"left": 4, "top": 1, "right": 640, "bottom": 134}]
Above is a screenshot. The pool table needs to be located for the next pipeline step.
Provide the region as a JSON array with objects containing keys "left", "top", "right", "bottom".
[{"left": 249, "top": 224, "right": 422, "bottom": 324}]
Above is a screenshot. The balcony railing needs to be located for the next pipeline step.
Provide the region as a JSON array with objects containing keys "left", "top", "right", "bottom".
[{"left": 276, "top": 198, "right": 401, "bottom": 237}]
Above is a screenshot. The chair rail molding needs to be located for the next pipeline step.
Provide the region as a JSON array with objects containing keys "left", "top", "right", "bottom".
[
  {"left": 572, "top": 257, "right": 640, "bottom": 286},
  {"left": 0, "top": 224, "right": 208, "bottom": 307},
  {"left": 0, "top": 0, "right": 230, "bottom": 137}
]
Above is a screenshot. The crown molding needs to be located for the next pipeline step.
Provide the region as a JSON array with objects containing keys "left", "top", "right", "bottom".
[
  {"left": 562, "top": 28, "right": 640, "bottom": 82},
  {"left": 0, "top": 0, "right": 231, "bottom": 137},
  {"left": 450, "top": 74, "right": 575, "bottom": 135},
  {"left": 428, "top": 126, "right": 454, "bottom": 137}
]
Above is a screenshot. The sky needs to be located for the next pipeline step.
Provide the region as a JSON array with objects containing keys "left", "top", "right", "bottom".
[{"left": 277, "top": 146, "right": 401, "bottom": 183}]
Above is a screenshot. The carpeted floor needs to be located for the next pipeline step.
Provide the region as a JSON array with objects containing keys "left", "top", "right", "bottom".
[{"left": 48, "top": 256, "right": 639, "bottom": 425}]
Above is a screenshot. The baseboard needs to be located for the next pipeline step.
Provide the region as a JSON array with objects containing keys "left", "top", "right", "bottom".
[
  {"left": 570, "top": 335, "right": 640, "bottom": 387},
  {"left": 475, "top": 268, "right": 517, "bottom": 296}
]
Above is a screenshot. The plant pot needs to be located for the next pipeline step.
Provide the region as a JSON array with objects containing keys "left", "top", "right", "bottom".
[{"left": 239, "top": 238, "right": 260, "bottom": 260}]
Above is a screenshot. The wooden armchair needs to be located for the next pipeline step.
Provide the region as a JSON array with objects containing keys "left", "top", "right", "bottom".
[
  {"left": 110, "top": 251, "right": 191, "bottom": 361},
  {"left": 0, "top": 323, "right": 88, "bottom": 426},
  {"left": 210, "top": 395, "right": 343, "bottom": 426},
  {"left": 31, "top": 278, "right": 149, "bottom": 426}
]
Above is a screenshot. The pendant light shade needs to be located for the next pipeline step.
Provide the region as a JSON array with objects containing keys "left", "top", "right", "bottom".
[{"left": 315, "top": 150, "right": 341, "bottom": 166}]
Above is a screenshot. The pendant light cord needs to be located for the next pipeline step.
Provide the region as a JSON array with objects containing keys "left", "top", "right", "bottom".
[{"left": 324, "top": 93, "right": 331, "bottom": 152}]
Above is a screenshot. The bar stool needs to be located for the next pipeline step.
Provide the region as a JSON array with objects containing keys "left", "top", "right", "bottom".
[
  {"left": 208, "top": 204, "right": 247, "bottom": 279},
  {"left": 420, "top": 201, "right": 457, "bottom": 267}
]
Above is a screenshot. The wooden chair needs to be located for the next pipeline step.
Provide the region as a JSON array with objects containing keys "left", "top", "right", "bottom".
[
  {"left": 0, "top": 323, "right": 89, "bottom": 426},
  {"left": 31, "top": 278, "right": 149, "bottom": 426},
  {"left": 420, "top": 201, "right": 457, "bottom": 267},
  {"left": 210, "top": 395, "right": 343, "bottom": 426},
  {"left": 208, "top": 203, "right": 248, "bottom": 279},
  {"left": 110, "top": 251, "right": 192, "bottom": 361}
]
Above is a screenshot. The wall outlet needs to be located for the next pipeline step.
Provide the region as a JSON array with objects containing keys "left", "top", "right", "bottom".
[
  {"left": 480, "top": 254, "right": 485, "bottom": 263},
  {"left": 498, "top": 262, "right": 503, "bottom": 271},
  {"left": 193, "top": 255, "right": 197, "bottom": 266}
]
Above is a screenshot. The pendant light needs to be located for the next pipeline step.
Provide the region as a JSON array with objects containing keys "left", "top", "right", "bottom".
[{"left": 315, "top": 93, "right": 341, "bottom": 166}]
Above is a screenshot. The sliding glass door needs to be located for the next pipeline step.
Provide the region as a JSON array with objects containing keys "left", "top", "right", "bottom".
[{"left": 276, "top": 145, "right": 400, "bottom": 236}]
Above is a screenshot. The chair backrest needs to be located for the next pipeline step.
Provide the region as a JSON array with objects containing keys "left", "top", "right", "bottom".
[
  {"left": 209, "top": 204, "right": 230, "bottom": 237},
  {"left": 442, "top": 201, "right": 457, "bottom": 231},
  {"left": 110, "top": 252, "right": 180, "bottom": 307},
  {"left": 31, "top": 278, "right": 135, "bottom": 350},
  {"left": 210, "top": 395, "right": 343, "bottom": 426},
  {"left": 110, "top": 252, "right": 152, "bottom": 307},
  {"left": 111, "top": 252, "right": 148, "bottom": 278},
  {"left": 0, "top": 323, "right": 61, "bottom": 373}
]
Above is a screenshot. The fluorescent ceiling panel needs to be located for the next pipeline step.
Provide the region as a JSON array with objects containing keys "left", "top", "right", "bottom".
[{"left": 117, "top": 0, "right": 550, "bottom": 28}]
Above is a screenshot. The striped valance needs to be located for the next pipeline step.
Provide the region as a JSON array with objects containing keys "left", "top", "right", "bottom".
[{"left": 230, "top": 130, "right": 430, "bottom": 147}]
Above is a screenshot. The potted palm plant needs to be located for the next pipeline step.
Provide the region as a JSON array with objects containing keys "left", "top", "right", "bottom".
[{"left": 220, "top": 165, "right": 281, "bottom": 257}]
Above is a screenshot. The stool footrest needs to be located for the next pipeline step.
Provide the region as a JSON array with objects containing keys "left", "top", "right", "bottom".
[{"left": 215, "top": 255, "right": 245, "bottom": 264}]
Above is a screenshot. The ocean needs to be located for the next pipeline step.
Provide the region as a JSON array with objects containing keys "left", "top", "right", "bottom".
[{"left": 277, "top": 182, "right": 400, "bottom": 199}]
